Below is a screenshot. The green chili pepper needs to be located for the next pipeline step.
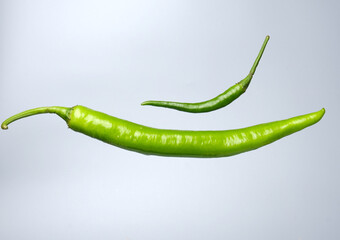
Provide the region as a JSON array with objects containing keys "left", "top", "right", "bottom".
[
  {"left": 141, "top": 35, "right": 270, "bottom": 113},
  {"left": 1, "top": 106, "right": 324, "bottom": 158}
]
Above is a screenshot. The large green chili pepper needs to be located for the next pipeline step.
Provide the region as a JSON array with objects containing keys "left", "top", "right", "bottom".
[
  {"left": 141, "top": 35, "right": 270, "bottom": 113},
  {"left": 1, "top": 106, "right": 324, "bottom": 158}
]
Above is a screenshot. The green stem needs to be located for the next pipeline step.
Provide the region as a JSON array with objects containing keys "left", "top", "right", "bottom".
[
  {"left": 249, "top": 35, "right": 270, "bottom": 76},
  {"left": 1, "top": 106, "right": 71, "bottom": 130},
  {"left": 238, "top": 35, "right": 270, "bottom": 90}
]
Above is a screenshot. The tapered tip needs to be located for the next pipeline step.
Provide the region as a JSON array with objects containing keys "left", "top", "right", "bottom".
[
  {"left": 1, "top": 123, "right": 8, "bottom": 130},
  {"left": 141, "top": 101, "right": 150, "bottom": 106},
  {"left": 320, "top": 108, "right": 326, "bottom": 116},
  {"left": 313, "top": 108, "right": 326, "bottom": 123}
]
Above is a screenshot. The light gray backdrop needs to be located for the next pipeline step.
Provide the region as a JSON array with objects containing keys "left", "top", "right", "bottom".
[{"left": 0, "top": 0, "right": 339, "bottom": 239}]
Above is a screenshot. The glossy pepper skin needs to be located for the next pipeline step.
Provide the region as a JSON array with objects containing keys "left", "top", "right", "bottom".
[
  {"left": 1, "top": 106, "right": 325, "bottom": 158},
  {"left": 141, "top": 35, "right": 270, "bottom": 113}
]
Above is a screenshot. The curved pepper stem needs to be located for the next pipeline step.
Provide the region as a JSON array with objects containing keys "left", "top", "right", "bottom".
[
  {"left": 238, "top": 35, "right": 270, "bottom": 90},
  {"left": 250, "top": 35, "right": 270, "bottom": 76},
  {"left": 1, "top": 106, "right": 71, "bottom": 130}
]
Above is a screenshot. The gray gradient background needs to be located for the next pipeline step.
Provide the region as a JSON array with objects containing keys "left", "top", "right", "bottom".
[{"left": 0, "top": 0, "right": 339, "bottom": 239}]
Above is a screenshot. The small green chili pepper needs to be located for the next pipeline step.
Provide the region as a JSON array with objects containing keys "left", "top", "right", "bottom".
[
  {"left": 141, "top": 35, "right": 270, "bottom": 113},
  {"left": 1, "top": 106, "right": 324, "bottom": 158}
]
